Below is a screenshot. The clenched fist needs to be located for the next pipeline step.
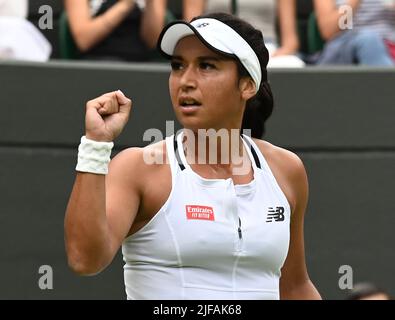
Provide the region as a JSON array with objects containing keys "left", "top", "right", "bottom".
[{"left": 85, "top": 90, "right": 132, "bottom": 142}]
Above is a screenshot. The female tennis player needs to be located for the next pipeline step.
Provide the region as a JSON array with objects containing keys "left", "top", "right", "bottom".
[{"left": 65, "top": 12, "right": 321, "bottom": 300}]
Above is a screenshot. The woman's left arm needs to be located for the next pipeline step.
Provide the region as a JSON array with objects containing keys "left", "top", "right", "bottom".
[
  {"left": 182, "top": 0, "right": 206, "bottom": 22},
  {"left": 273, "top": 0, "right": 299, "bottom": 57},
  {"left": 279, "top": 153, "right": 322, "bottom": 299},
  {"left": 140, "top": 0, "right": 167, "bottom": 48}
]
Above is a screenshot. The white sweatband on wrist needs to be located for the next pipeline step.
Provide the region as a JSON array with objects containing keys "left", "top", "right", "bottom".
[{"left": 76, "top": 136, "right": 114, "bottom": 175}]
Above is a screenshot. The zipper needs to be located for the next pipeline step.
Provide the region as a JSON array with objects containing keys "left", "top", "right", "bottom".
[
  {"left": 229, "top": 181, "right": 242, "bottom": 252},
  {"left": 237, "top": 217, "right": 242, "bottom": 240},
  {"left": 236, "top": 217, "right": 243, "bottom": 252}
]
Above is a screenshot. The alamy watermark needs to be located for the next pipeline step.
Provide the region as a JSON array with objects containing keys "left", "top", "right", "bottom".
[
  {"left": 142, "top": 121, "right": 253, "bottom": 176},
  {"left": 38, "top": 265, "right": 53, "bottom": 290},
  {"left": 338, "top": 264, "right": 353, "bottom": 290},
  {"left": 38, "top": 5, "right": 53, "bottom": 30},
  {"left": 338, "top": 5, "right": 354, "bottom": 31}
]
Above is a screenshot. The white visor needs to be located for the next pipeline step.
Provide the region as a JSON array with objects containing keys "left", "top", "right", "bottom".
[{"left": 158, "top": 18, "right": 262, "bottom": 93}]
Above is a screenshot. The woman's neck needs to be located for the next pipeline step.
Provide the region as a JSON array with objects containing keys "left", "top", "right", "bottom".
[{"left": 182, "top": 128, "right": 250, "bottom": 175}]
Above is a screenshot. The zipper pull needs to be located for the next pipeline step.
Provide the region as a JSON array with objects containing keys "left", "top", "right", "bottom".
[{"left": 238, "top": 217, "right": 242, "bottom": 239}]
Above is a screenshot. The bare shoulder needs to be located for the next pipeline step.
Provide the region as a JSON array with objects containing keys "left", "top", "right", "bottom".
[
  {"left": 109, "top": 140, "right": 168, "bottom": 184},
  {"left": 109, "top": 140, "right": 171, "bottom": 236},
  {"left": 253, "top": 139, "right": 306, "bottom": 177},
  {"left": 252, "top": 139, "right": 308, "bottom": 213}
]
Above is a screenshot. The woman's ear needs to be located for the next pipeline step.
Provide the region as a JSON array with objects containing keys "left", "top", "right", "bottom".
[{"left": 239, "top": 77, "right": 256, "bottom": 101}]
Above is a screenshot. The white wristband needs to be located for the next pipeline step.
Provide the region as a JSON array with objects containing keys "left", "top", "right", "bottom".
[{"left": 76, "top": 136, "right": 114, "bottom": 175}]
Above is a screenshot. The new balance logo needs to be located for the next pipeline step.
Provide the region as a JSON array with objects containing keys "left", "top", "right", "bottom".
[
  {"left": 266, "top": 207, "right": 285, "bottom": 222},
  {"left": 196, "top": 22, "right": 210, "bottom": 28}
]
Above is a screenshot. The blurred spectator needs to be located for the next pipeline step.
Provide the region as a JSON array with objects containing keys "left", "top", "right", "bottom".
[
  {"left": 64, "top": 0, "right": 206, "bottom": 62},
  {"left": 0, "top": 0, "right": 51, "bottom": 61},
  {"left": 346, "top": 282, "right": 392, "bottom": 300},
  {"left": 206, "top": 0, "right": 305, "bottom": 68},
  {"left": 314, "top": 0, "right": 395, "bottom": 65}
]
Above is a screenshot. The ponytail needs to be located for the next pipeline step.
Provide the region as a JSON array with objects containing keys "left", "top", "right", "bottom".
[{"left": 242, "top": 81, "right": 274, "bottom": 138}]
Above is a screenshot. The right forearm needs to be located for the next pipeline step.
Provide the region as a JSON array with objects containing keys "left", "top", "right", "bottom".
[
  {"left": 65, "top": 173, "right": 112, "bottom": 275},
  {"left": 314, "top": 0, "right": 360, "bottom": 40},
  {"left": 65, "top": 90, "right": 132, "bottom": 275}
]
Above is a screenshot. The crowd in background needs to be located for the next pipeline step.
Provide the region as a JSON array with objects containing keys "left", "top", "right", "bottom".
[{"left": 0, "top": 0, "right": 394, "bottom": 66}]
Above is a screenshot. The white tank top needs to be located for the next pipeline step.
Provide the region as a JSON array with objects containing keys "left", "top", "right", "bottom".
[{"left": 122, "top": 133, "right": 291, "bottom": 300}]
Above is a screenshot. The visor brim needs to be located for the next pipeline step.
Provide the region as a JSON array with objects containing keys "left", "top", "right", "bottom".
[{"left": 157, "top": 20, "right": 236, "bottom": 60}]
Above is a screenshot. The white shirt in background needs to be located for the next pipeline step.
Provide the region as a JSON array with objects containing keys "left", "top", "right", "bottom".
[{"left": 0, "top": 0, "right": 28, "bottom": 18}]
